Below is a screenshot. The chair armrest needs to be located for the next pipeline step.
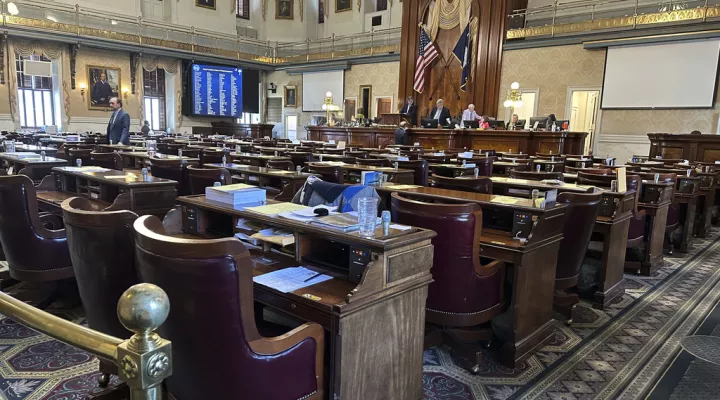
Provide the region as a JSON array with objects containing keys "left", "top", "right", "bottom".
[
  {"left": 38, "top": 212, "right": 63, "bottom": 230},
  {"left": 475, "top": 259, "right": 504, "bottom": 277},
  {"left": 248, "top": 321, "right": 324, "bottom": 396}
]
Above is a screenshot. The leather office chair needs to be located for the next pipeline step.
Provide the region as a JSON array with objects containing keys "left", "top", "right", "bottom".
[
  {"left": 307, "top": 164, "right": 343, "bottom": 184},
  {"left": 431, "top": 174, "right": 492, "bottom": 194},
  {"left": 455, "top": 157, "right": 494, "bottom": 177},
  {"left": 287, "top": 152, "right": 314, "bottom": 170},
  {"left": 397, "top": 160, "right": 429, "bottom": 186},
  {"left": 553, "top": 191, "right": 602, "bottom": 323},
  {"left": 133, "top": 215, "right": 324, "bottom": 399},
  {"left": 390, "top": 192, "right": 504, "bottom": 373},
  {"left": 68, "top": 148, "right": 93, "bottom": 167},
  {"left": 535, "top": 153, "right": 565, "bottom": 160},
  {"left": 186, "top": 165, "right": 231, "bottom": 194},
  {"left": 90, "top": 152, "right": 124, "bottom": 171},
  {"left": 266, "top": 160, "right": 295, "bottom": 171},
  {"left": 156, "top": 143, "right": 170, "bottom": 154},
  {"left": 0, "top": 175, "right": 74, "bottom": 284},
  {"left": 200, "top": 149, "right": 228, "bottom": 166},
  {"left": 165, "top": 143, "right": 185, "bottom": 156},
  {"left": 149, "top": 158, "right": 191, "bottom": 196},
  {"left": 60, "top": 197, "right": 139, "bottom": 387},
  {"left": 358, "top": 158, "right": 392, "bottom": 168},
  {"left": 510, "top": 170, "right": 564, "bottom": 181}
]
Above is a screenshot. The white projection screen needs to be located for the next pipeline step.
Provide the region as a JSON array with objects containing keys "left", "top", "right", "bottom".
[
  {"left": 601, "top": 39, "right": 720, "bottom": 109},
  {"left": 302, "top": 70, "right": 344, "bottom": 112}
]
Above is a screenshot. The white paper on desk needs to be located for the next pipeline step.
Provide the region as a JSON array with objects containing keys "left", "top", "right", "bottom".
[
  {"left": 253, "top": 267, "right": 333, "bottom": 293},
  {"left": 390, "top": 224, "right": 412, "bottom": 231},
  {"left": 292, "top": 205, "right": 337, "bottom": 217},
  {"left": 258, "top": 227, "right": 293, "bottom": 236}
]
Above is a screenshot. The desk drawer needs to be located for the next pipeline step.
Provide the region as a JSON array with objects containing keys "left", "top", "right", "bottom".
[{"left": 254, "top": 287, "right": 334, "bottom": 329}]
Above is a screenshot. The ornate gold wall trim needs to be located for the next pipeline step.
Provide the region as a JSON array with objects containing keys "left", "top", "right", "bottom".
[{"left": 507, "top": 5, "right": 720, "bottom": 39}]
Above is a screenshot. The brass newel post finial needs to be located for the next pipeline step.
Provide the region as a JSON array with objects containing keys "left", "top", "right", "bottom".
[{"left": 117, "top": 284, "right": 172, "bottom": 400}]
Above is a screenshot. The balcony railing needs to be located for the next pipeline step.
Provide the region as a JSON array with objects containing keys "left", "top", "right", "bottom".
[
  {"left": 507, "top": 0, "right": 720, "bottom": 39},
  {"left": 3, "top": 0, "right": 401, "bottom": 65}
]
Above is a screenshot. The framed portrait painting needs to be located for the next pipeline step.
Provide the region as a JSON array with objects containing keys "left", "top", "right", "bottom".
[
  {"left": 196, "top": 0, "right": 216, "bottom": 10},
  {"left": 284, "top": 86, "right": 297, "bottom": 107},
  {"left": 276, "top": 0, "right": 294, "bottom": 19},
  {"left": 87, "top": 66, "right": 120, "bottom": 110},
  {"left": 336, "top": 0, "right": 351, "bottom": 12}
]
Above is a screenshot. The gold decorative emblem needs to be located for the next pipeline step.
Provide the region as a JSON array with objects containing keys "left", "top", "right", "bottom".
[{"left": 121, "top": 355, "right": 138, "bottom": 379}]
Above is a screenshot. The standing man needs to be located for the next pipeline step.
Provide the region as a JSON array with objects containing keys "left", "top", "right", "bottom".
[
  {"left": 429, "top": 99, "right": 451, "bottom": 127},
  {"left": 399, "top": 96, "right": 417, "bottom": 126},
  {"left": 107, "top": 97, "right": 130, "bottom": 145},
  {"left": 460, "top": 104, "right": 481, "bottom": 127}
]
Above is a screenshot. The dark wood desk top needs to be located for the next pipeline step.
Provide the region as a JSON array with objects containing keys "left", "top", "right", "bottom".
[
  {"left": 12, "top": 145, "right": 57, "bottom": 154},
  {"left": 489, "top": 177, "right": 597, "bottom": 193},
  {"left": 0, "top": 153, "right": 67, "bottom": 165},
  {"left": 307, "top": 162, "right": 414, "bottom": 174},
  {"left": 51, "top": 166, "right": 178, "bottom": 187},
  {"left": 206, "top": 163, "right": 319, "bottom": 179},
  {"left": 96, "top": 144, "right": 136, "bottom": 152},
  {"left": 177, "top": 195, "right": 436, "bottom": 252},
  {"left": 122, "top": 152, "right": 199, "bottom": 162}
]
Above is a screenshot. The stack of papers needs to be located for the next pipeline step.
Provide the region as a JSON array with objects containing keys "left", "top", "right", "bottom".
[
  {"left": 253, "top": 266, "right": 333, "bottom": 293},
  {"left": 246, "top": 202, "right": 308, "bottom": 216},
  {"left": 278, "top": 205, "right": 338, "bottom": 222},
  {"left": 250, "top": 228, "right": 295, "bottom": 246},
  {"left": 206, "top": 183, "right": 266, "bottom": 205}
]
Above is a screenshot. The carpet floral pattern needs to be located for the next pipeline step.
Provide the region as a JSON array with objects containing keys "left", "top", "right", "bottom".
[{"left": 423, "top": 230, "right": 720, "bottom": 400}]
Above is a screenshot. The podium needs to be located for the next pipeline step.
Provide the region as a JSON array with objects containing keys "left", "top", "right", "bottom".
[{"left": 381, "top": 113, "right": 411, "bottom": 126}]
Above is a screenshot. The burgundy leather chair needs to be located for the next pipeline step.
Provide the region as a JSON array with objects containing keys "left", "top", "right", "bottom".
[
  {"left": 90, "top": 152, "right": 123, "bottom": 171},
  {"left": 457, "top": 157, "right": 494, "bottom": 177},
  {"left": 397, "top": 160, "right": 429, "bottom": 186},
  {"left": 358, "top": 158, "right": 392, "bottom": 168},
  {"left": 307, "top": 164, "right": 343, "bottom": 184},
  {"left": 510, "top": 170, "right": 564, "bottom": 181},
  {"left": 186, "top": 165, "right": 231, "bottom": 194},
  {"left": 431, "top": 174, "right": 492, "bottom": 194},
  {"left": 200, "top": 149, "right": 229, "bottom": 166},
  {"left": 60, "top": 197, "right": 138, "bottom": 387},
  {"left": 133, "top": 215, "right": 324, "bottom": 399},
  {"left": 0, "top": 175, "right": 74, "bottom": 282},
  {"left": 390, "top": 192, "right": 504, "bottom": 373},
  {"left": 68, "top": 148, "right": 92, "bottom": 167},
  {"left": 553, "top": 191, "right": 602, "bottom": 323},
  {"left": 149, "top": 158, "right": 192, "bottom": 196}
]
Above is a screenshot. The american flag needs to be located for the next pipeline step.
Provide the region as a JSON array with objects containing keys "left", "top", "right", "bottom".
[{"left": 413, "top": 28, "right": 439, "bottom": 93}]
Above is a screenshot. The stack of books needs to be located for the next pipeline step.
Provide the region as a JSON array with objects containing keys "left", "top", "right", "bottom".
[{"left": 205, "top": 183, "right": 266, "bottom": 205}]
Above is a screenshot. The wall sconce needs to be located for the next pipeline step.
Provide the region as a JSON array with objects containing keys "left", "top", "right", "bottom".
[
  {"left": 122, "top": 87, "right": 129, "bottom": 100},
  {"left": 503, "top": 81, "right": 523, "bottom": 112},
  {"left": 79, "top": 83, "right": 86, "bottom": 101}
]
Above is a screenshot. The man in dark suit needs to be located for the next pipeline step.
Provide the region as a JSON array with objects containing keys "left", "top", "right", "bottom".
[
  {"left": 399, "top": 96, "right": 417, "bottom": 126},
  {"left": 107, "top": 97, "right": 130, "bottom": 145},
  {"left": 92, "top": 72, "right": 113, "bottom": 106},
  {"left": 395, "top": 121, "right": 408, "bottom": 145},
  {"left": 429, "top": 99, "right": 451, "bottom": 127}
]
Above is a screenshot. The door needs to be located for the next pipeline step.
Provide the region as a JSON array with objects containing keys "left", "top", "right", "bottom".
[
  {"left": 285, "top": 114, "right": 298, "bottom": 141},
  {"left": 565, "top": 87, "right": 601, "bottom": 155}
]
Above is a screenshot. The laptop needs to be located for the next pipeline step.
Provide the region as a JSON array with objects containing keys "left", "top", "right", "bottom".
[{"left": 421, "top": 119, "right": 439, "bottom": 128}]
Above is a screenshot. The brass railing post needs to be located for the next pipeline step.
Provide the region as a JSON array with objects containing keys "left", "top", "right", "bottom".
[{"left": 116, "top": 284, "right": 172, "bottom": 400}]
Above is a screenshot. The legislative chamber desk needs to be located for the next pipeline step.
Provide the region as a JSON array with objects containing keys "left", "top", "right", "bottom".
[
  {"left": 488, "top": 177, "right": 636, "bottom": 309},
  {"left": 306, "top": 162, "right": 415, "bottom": 184},
  {"left": 0, "top": 152, "right": 67, "bottom": 181},
  {"left": 176, "top": 195, "right": 435, "bottom": 400},
  {"left": 307, "top": 126, "right": 588, "bottom": 155},
  {"left": 372, "top": 184, "right": 567, "bottom": 367},
  {"left": 34, "top": 166, "right": 177, "bottom": 217},
  {"left": 206, "top": 163, "right": 318, "bottom": 201},
  {"left": 648, "top": 133, "right": 720, "bottom": 162}
]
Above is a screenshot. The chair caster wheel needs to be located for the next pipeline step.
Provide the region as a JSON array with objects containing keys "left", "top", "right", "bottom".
[{"left": 471, "top": 365, "right": 480, "bottom": 375}]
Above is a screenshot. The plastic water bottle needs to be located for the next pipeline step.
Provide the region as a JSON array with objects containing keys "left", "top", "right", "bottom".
[
  {"left": 611, "top": 180, "right": 618, "bottom": 192},
  {"left": 222, "top": 155, "right": 227, "bottom": 166},
  {"left": 40, "top": 151, "right": 46, "bottom": 161},
  {"left": 178, "top": 148, "right": 183, "bottom": 158},
  {"left": 296, "top": 166, "right": 302, "bottom": 174},
  {"left": 393, "top": 161, "right": 399, "bottom": 170},
  {"left": 357, "top": 197, "right": 378, "bottom": 237},
  {"left": 213, "top": 181, "right": 221, "bottom": 187},
  {"left": 141, "top": 168, "right": 149, "bottom": 181},
  {"left": 536, "top": 164, "right": 541, "bottom": 173},
  {"left": 76, "top": 158, "right": 82, "bottom": 167},
  {"left": 474, "top": 168, "right": 479, "bottom": 178},
  {"left": 381, "top": 210, "right": 391, "bottom": 236},
  {"left": 654, "top": 173, "right": 660, "bottom": 183}
]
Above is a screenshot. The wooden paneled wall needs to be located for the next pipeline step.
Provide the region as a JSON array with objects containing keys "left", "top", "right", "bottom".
[{"left": 398, "top": 0, "right": 515, "bottom": 120}]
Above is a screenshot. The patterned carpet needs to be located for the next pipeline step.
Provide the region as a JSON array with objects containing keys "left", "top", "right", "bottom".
[
  {"left": 423, "top": 229, "right": 720, "bottom": 400},
  {"left": 0, "top": 230, "right": 717, "bottom": 399}
]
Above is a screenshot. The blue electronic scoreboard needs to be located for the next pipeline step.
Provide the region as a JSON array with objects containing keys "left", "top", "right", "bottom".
[{"left": 191, "top": 64, "right": 243, "bottom": 117}]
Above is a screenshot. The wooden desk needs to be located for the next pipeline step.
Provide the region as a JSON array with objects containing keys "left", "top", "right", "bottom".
[
  {"left": 206, "top": 163, "right": 317, "bottom": 201},
  {"left": 648, "top": 132, "right": 720, "bottom": 162},
  {"left": 626, "top": 181, "right": 675, "bottom": 275},
  {"left": 96, "top": 144, "right": 136, "bottom": 152},
  {"left": 36, "top": 166, "right": 178, "bottom": 217},
  {"left": 119, "top": 152, "right": 199, "bottom": 169},
  {"left": 492, "top": 161, "right": 530, "bottom": 176},
  {"left": 230, "top": 152, "right": 291, "bottom": 167},
  {"left": 672, "top": 176, "right": 702, "bottom": 254},
  {"left": 429, "top": 163, "right": 475, "bottom": 177},
  {"left": 176, "top": 195, "right": 435, "bottom": 400},
  {"left": 488, "top": 177, "right": 635, "bottom": 309},
  {"left": 0, "top": 153, "right": 67, "bottom": 181},
  {"left": 565, "top": 157, "right": 594, "bottom": 168},
  {"left": 373, "top": 183, "right": 566, "bottom": 368},
  {"left": 695, "top": 172, "right": 716, "bottom": 238},
  {"left": 8, "top": 145, "right": 58, "bottom": 156},
  {"left": 307, "top": 162, "right": 415, "bottom": 184}
]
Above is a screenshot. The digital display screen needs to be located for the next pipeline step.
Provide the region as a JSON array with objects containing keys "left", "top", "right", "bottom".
[{"left": 190, "top": 64, "right": 243, "bottom": 117}]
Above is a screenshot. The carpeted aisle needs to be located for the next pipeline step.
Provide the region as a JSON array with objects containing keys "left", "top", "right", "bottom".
[
  {"left": 0, "top": 230, "right": 718, "bottom": 399},
  {"left": 423, "top": 229, "right": 720, "bottom": 400}
]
